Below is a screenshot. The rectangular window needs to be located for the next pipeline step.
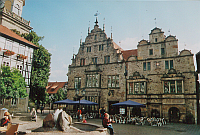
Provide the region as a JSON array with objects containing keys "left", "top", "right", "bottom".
[
  {"left": 170, "top": 81, "right": 175, "bottom": 93},
  {"left": 111, "top": 76, "right": 116, "bottom": 87},
  {"left": 108, "top": 76, "right": 111, "bottom": 87},
  {"left": 147, "top": 62, "right": 151, "bottom": 70},
  {"left": 87, "top": 47, "right": 91, "bottom": 52},
  {"left": 134, "top": 83, "right": 139, "bottom": 94},
  {"left": 149, "top": 49, "right": 153, "bottom": 55},
  {"left": 165, "top": 61, "right": 169, "bottom": 69},
  {"left": 75, "top": 77, "right": 81, "bottom": 89},
  {"left": 165, "top": 60, "right": 173, "bottom": 69},
  {"left": 129, "top": 82, "right": 133, "bottom": 94},
  {"left": 170, "top": 60, "right": 173, "bottom": 69},
  {"left": 163, "top": 80, "right": 183, "bottom": 93},
  {"left": 108, "top": 75, "right": 119, "bottom": 88},
  {"left": 161, "top": 48, "right": 165, "bottom": 55},
  {"left": 164, "top": 81, "right": 169, "bottom": 93},
  {"left": 92, "top": 57, "right": 97, "bottom": 64},
  {"left": 128, "top": 82, "right": 146, "bottom": 94},
  {"left": 104, "top": 56, "right": 110, "bottom": 64},
  {"left": 86, "top": 74, "right": 99, "bottom": 88},
  {"left": 80, "top": 59, "right": 85, "bottom": 66},
  {"left": 177, "top": 80, "right": 182, "bottom": 93},
  {"left": 143, "top": 62, "right": 146, "bottom": 71},
  {"left": 140, "top": 82, "right": 145, "bottom": 94},
  {"left": 99, "top": 45, "right": 103, "bottom": 51}
]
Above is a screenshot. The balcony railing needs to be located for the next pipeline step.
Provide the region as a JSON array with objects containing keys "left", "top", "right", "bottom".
[{"left": 1, "top": 7, "right": 30, "bottom": 26}]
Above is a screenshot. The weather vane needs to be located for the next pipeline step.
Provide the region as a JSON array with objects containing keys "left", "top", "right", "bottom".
[{"left": 94, "top": 11, "right": 101, "bottom": 16}]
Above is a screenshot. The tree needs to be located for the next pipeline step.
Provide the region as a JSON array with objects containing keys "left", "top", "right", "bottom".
[
  {"left": 0, "top": 66, "right": 28, "bottom": 101},
  {"left": 22, "top": 31, "right": 51, "bottom": 106},
  {"left": 52, "top": 88, "right": 67, "bottom": 102}
]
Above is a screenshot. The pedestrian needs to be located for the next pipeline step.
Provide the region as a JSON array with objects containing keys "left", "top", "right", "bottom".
[
  {"left": 103, "top": 113, "right": 115, "bottom": 135},
  {"left": 40, "top": 105, "right": 44, "bottom": 114},
  {"left": 82, "top": 107, "right": 86, "bottom": 120},
  {"left": 99, "top": 107, "right": 105, "bottom": 124},
  {"left": 77, "top": 108, "right": 82, "bottom": 121},
  {"left": 30, "top": 108, "right": 37, "bottom": 121}
]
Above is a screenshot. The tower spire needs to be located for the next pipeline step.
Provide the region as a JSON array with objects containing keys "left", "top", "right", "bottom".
[
  {"left": 103, "top": 18, "right": 105, "bottom": 32},
  {"left": 95, "top": 17, "right": 98, "bottom": 26},
  {"left": 111, "top": 26, "right": 112, "bottom": 39}
]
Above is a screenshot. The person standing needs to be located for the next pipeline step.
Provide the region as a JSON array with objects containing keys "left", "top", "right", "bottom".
[
  {"left": 77, "top": 108, "right": 82, "bottom": 121},
  {"left": 82, "top": 107, "right": 86, "bottom": 120},
  {"left": 100, "top": 107, "right": 105, "bottom": 124}
]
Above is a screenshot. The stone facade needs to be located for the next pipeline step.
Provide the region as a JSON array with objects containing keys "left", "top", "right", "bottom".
[
  {"left": 0, "top": 0, "right": 32, "bottom": 34},
  {"left": 67, "top": 19, "right": 197, "bottom": 123}
]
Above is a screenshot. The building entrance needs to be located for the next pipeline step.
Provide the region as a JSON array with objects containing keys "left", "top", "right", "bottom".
[
  {"left": 168, "top": 107, "right": 180, "bottom": 122},
  {"left": 108, "top": 101, "right": 119, "bottom": 115}
]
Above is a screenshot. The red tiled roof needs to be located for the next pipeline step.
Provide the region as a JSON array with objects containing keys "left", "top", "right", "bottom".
[
  {"left": 122, "top": 49, "right": 137, "bottom": 61},
  {"left": 0, "top": 25, "right": 37, "bottom": 48},
  {"left": 46, "top": 82, "right": 67, "bottom": 94}
]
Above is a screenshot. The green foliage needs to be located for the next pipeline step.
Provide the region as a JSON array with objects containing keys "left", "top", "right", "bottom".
[
  {"left": 0, "top": 66, "right": 28, "bottom": 99},
  {"left": 11, "top": 29, "right": 21, "bottom": 36},
  {"left": 52, "top": 88, "right": 67, "bottom": 102},
  {"left": 22, "top": 31, "right": 51, "bottom": 104},
  {"left": 21, "top": 31, "right": 44, "bottom": 46}
]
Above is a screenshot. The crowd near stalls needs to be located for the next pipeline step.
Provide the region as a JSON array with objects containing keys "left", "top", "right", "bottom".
[{"left": 110, "top": 114, "right": 167, "bottom": 126}]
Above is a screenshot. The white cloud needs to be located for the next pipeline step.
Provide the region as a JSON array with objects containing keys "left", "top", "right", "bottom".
[
  {"left": 49, "top": 69, "right": 68, "bottom": 82},
  {"left": 118, "top": 37, "right": 139, "bottom": 50}
]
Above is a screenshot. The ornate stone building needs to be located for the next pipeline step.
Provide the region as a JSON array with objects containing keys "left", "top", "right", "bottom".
[
  {"left": 67, "top": 18, "right": 197, "bottom": 123},
  {"left": 0, "top": 0, "right": 32, "bottom": 34}
]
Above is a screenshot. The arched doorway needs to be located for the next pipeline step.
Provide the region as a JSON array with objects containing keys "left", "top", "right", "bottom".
[
  {"left": 151, "top": 109, "right": 160, "bottom": 118},
  {"left": 168, "top": 107, "right": 180, "bottom": 122},
  {"left": 132, "top": 107, "right": 141, "bottom": 117}
]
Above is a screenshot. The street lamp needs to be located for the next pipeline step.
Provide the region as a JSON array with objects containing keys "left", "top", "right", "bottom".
[{"left": 75, "top": 89, "right": 85, "bottom": 122}]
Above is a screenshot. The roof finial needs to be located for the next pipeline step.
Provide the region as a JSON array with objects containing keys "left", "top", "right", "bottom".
[
  {"left": 111, "top": 26, "right": 112, "bottom": 39},
  {"left": 88, "top": 21, "right": 90, "bottom": 34},
  {"left": 103, "top": 18, "right": 105, "bottom": 32},
  {"left": 95, "top": 17, "right": 98, "bottom": 25},
  {"left": 94, "top": 11, "right": 100, "bottom": 26}
]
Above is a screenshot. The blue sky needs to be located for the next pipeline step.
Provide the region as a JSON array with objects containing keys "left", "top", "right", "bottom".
[{"left": 22, "top": 0, "right": 200, "bottom": 82}]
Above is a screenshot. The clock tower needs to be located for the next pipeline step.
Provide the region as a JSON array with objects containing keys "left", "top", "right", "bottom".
[{"left": 0, "top": 0, "right": 32, "bottom": 34}]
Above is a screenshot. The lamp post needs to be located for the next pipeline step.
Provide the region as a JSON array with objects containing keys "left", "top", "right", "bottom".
[{"left": 75, "top": 89, "right": 85, "bottom": 122}]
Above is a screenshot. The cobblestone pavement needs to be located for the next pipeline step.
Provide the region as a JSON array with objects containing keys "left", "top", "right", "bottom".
[
  {"left": 86, "top": 119, "right": 200, "bottom": 135},
  {"left": 2, "top": 110, "right": 200, "bottom": 135}
]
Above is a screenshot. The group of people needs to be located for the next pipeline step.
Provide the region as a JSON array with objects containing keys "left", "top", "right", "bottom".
[
  {"left": 77, "top": 107, "right": 87, "bottom": 123},
  {"left": 0, "top": 112, "right": 12, "bottom": 127}
]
